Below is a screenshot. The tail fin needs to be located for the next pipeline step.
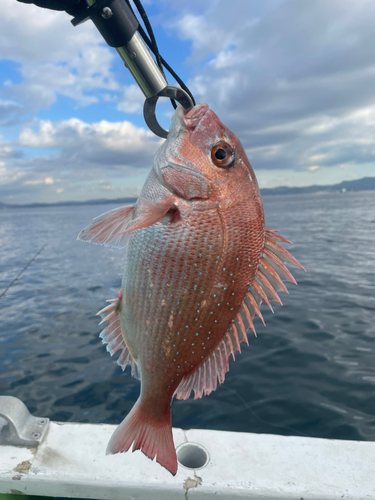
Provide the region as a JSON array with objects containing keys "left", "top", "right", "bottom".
[{"left": 106, "top": 400, "right": 177, "bottom": 475}]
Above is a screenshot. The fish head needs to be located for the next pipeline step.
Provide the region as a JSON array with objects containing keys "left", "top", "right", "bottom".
[{"left": 154, "top": 102, "right": 260, "bottom": 209}]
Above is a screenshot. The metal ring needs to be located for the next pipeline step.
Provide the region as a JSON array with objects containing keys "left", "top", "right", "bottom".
[{"left": 143, "top": 86, "right": 194, "bottom": 139}]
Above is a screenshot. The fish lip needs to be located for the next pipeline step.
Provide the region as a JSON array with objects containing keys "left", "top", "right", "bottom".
[{"left": 177, "top": 103, "right": 210, "bottom": 129}]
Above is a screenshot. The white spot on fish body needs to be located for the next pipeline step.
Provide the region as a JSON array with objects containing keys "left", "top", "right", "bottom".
[{"left": 168, "top": 314, "right": 174, "bottom": 329}]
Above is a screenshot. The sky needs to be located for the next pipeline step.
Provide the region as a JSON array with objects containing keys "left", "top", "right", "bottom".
[{"left": 1, "top": 0, "right": 375, "bottom": 204}]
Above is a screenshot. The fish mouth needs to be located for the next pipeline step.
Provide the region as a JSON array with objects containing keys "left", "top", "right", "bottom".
[
  {"left": 153, "top": 102, "right": 211, "bottom": 198},
  {"left": 176, "top": 102, "right": 210, "bottom": 130}
]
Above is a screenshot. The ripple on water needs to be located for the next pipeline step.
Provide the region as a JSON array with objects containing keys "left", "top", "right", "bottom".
[{"left": 1, "top": 193, "right": 375, "bottom": 440}]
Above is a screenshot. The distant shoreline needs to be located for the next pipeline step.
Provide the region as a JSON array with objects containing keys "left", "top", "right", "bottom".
[
  {"left": 1, "top": 177, "right": 375, "bottom": 209},
  {"left": 260, "top": 176, "right": 375, "bottom": 196},
  {"left": 0, "top": 197, "right": 138, "bottom": 209}
]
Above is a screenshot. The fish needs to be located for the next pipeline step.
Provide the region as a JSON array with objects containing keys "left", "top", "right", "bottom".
[{"left": 78, "top": 102, "right": 305, "bottom": 475}]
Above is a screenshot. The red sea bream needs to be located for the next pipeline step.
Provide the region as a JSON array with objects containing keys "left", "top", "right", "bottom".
[{"left": 78, "top": 102, "right": 305, "bottom": 475}]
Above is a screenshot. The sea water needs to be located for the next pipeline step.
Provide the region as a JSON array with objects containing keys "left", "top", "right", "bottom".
[{"left": 1, "top": 191, "right": 375, "bottom": 441}]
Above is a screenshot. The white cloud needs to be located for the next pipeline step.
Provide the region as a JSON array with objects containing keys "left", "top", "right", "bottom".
[
  {"left": 23, "top": 176, "right": 55, "bottom": 186},
  {"left": 309, "top": 155, "right": 326, "bottom": 163},
  {"left": 19, "top": 118, "right": 162, "bottom": 162},
  {"left": 99, "top": 180, "right": 114, "bottom": 190},
  {"left": 0, "top": 0, "right": 119, "bottom": 117},
  {"left": 0, "top": 117, "right": 162, "bottom": 203},
  {"left": 117, "top": 85, "right": 144, "bottom": 114},
  {"left": 166, "top": 0, "right": 375, "bottom": 177},
  {"left": 2, "top": 0, "right": 375, "bottom": 203},
  {"left": 0, "top": 164, "right": 25, "bottom": 185},
  {"left": 0, "top": 137, "right": 25, "bottom": 185}
]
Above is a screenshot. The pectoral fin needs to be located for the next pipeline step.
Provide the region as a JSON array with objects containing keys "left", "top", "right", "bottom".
[
  {"left": 118, "top": 197, "right": 173, "bottom": 234},
  {"left": 77, "top": 205, "right": 135, "bottom": 248},
  {"left": 77, "top": 197, "right": 174, "bottom": 248}
]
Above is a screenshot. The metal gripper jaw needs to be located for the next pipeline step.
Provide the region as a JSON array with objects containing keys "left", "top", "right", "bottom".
[{"left": 71, "top": 0, "right": 194, "bottom": 138}]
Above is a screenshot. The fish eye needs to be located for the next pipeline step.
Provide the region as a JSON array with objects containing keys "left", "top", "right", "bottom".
[{"left": 211, "top": 141, "right": 235, "bottom": 169}]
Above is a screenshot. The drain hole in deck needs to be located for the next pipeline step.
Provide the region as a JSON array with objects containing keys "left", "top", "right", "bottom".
[{"left": 177, "top": 443, "right": 209, "bottom": 469}]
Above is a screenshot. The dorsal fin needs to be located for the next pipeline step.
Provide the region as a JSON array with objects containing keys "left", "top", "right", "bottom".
[
  {"left": 97, "top": 290, "right": 140, "bottom": 379},
  {"left": 174, "top": 228, "right": 305, "bottom": 401}
]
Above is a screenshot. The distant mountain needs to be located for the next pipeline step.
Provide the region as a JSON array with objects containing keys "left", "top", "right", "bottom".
[
  {"left": 261, "top": 177, "right": 375, "bottom": 195},
  {"left": 1, "top": 177, "right": 375, "bottom": 208}
]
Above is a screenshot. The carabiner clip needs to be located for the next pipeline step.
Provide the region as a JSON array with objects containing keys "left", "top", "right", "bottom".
[{"left": 143, "top": 86, "right": 194, "bottom": 139}]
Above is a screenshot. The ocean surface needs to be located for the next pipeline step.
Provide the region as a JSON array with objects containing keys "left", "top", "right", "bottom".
[{"left": 1, "top": 191, "right": 375, "bottom": 443}]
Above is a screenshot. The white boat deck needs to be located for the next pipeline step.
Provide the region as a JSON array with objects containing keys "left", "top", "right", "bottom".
[{"left": 0, "top": 420, "right": 374, "bottom": 499}]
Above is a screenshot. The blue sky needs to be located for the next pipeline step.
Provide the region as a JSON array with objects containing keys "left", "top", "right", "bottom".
[{"left": 1, "top": 0, "right": 375, "bottom": 204}]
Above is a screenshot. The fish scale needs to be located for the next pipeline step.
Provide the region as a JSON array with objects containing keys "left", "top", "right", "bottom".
[
  {"left": 78, "top": 102, "right": 304, "bottom": 475},
  {"left": 123, "top": 211, "right": 224, "bottom": 376}
]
